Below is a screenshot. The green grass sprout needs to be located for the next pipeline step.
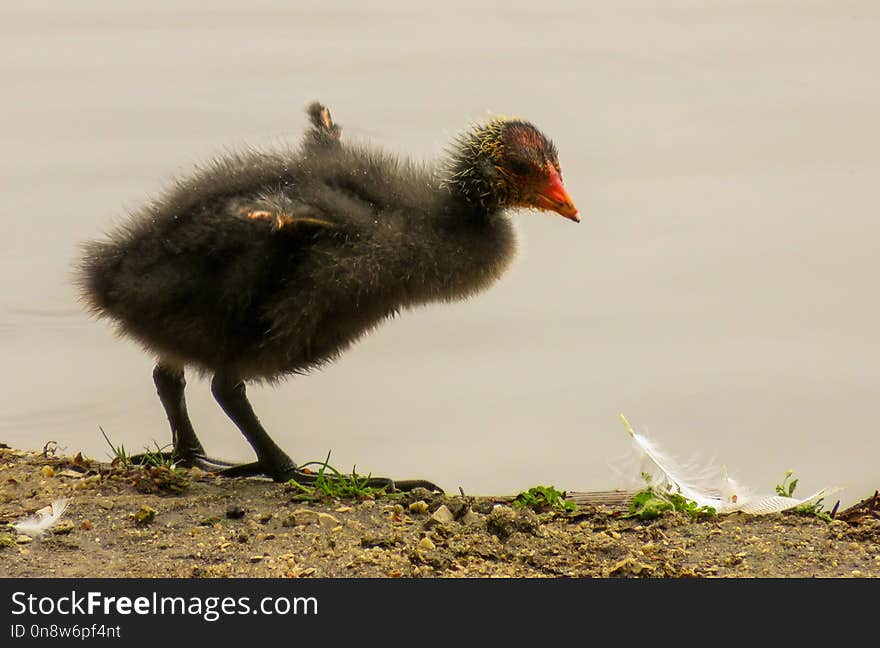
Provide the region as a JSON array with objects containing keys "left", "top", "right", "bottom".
[
  {"left": 287, "top": 452, "right": 392, "bottom": 501},
  {"left": 514, "top": 485, "right": 576, "bottom": 513}
]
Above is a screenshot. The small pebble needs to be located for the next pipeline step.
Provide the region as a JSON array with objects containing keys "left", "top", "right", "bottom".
[
  {"left": 133, "top": 506, "right": 157, "bottom": 525},
  {"left": 284, "top": 510, "right": 318, "bottom": 527},
  {"left": 460, "top": 509, "right": 482, "bottom": 525},
  {"left": 52, "top": 521, "right": 75, "bottom": 536},
  {"left": 317, "top": 512, "right": 340, "bottom": 529},
  {"left": 609, "top": 557, "right": 653, "bottom": 576},
  {"left": 426, "top": 505, "right": 454, "bottom": 528},
  {"left": 226, "top": 505, "right": 246, "bottom": 520},
  {"left": 418, "top": 537, "right": 436, "bottom": 551}
]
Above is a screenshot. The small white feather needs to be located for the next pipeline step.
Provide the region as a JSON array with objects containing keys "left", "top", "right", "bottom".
[
  {"left": 11, "top": 498, "right": 70, "bottom": 538},
  {"left": 619, "top": 414, "right": 831, "bottom": 515}
]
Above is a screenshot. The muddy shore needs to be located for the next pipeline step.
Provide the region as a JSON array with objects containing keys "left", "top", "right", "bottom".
[{"left": 1, "top": 447, "right": 877, "bottom": 578}]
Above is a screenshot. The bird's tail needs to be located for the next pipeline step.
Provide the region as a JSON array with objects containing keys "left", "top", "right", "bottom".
[
  {"left": 304, "top": 101, "right": 342, "bottom": 149},
  {"left": 75, "top": 239, "right": 122, "bottom": 315}
]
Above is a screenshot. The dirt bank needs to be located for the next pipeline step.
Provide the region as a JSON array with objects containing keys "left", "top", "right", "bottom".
[{"left": 1, "top": 446, "right": 877, "bottom": 578}]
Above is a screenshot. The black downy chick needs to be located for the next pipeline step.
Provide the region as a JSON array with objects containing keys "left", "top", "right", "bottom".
[{"left": 78, "top": 102, "right": 578, "bottom": 490}]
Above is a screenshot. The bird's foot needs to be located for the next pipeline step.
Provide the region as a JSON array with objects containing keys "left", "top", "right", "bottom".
[
  {"left": 289, "top": 469, "right": 443, "bottom": 493},
  {"left": 128, "top": 450, "right": 235, "bottom": 472},
  {"left": 216, "top": 461, "right": 442, "bottom": 492}
]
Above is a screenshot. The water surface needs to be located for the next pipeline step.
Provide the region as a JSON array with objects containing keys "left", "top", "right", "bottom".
[{"left": 2, "top": 1, "right": 878, "bottom": 504}]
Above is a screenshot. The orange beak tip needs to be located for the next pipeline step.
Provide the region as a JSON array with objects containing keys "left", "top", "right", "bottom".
[{"left": 539, "top": 168, "right": 579, "bottom": 223}]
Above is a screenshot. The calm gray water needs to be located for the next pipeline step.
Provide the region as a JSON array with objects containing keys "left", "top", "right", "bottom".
[{"left": 2, "top": 1, "right": 878, "bottom": 505}]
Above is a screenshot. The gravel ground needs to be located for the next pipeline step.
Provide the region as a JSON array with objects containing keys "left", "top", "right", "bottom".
[{"left": 1, "top": 447, "right": 878, "bottom": 578}]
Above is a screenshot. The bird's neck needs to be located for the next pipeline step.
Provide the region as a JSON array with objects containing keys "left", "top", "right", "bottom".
[
  {"left": 440, "top": 128, "right": 506, "bottom": 214},
  {"left": 441, "top": 166, "right": 498, "bottom": 214},
  {"left": 394, "top": 180, "right": 516, "bottom": 307}
]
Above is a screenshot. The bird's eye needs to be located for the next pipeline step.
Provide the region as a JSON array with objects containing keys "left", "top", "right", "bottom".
[{"left": 509, "top": 159, "right": 531, "bottom": 175}]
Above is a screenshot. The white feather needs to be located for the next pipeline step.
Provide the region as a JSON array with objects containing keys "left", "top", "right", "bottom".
[
  {"left": 11, "top": 498, "right": 70, "bottom": 538},
  {"left": 619, "top": 414, "right": 829, "bottom": 515}
]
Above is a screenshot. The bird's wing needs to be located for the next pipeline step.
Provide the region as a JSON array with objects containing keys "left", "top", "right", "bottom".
[
  {"left": 227, "top": 195, "right": 340, "bottom": 233},
  {"left": 243, "top": 208, "right": 338, "bottom": 231}
]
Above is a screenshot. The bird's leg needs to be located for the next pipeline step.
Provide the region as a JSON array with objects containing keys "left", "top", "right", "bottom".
[
  {"left": 153, "top": 364, "right": 203, "bottom": 459},
  {"left": 209, "top": 373, "right": 443, "bottom": 491},
  {"left": 129, "top": 363, "right": 233, "bottom": 471},
  {"left": 210, "top": 373, "right": 298, "bottom": 481}
]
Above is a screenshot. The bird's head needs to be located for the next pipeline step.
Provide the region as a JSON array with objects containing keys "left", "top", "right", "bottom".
[{"left": 445, "top": 117, "right": 578, "bottom": 222}]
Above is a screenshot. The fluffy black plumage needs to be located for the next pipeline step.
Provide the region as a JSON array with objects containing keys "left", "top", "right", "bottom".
[
  {"left": 77, "top": 102, "right": 574, "bottom": 485},
  {"left": 81, "top": 113, "right": 521, "bottom": 380}
]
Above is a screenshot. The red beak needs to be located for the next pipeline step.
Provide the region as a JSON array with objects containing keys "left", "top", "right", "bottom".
[{"left": 536, "top": 167, "right": 579, "bottom": 222}]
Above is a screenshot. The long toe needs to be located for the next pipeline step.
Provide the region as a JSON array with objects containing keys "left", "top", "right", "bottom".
[
  {"left": 286, "top": 469, "right": 443, "bottom": 493},
  {"left": 188, "top": 455, "right": 239, "bottom": 471},
  {"left": 217, "top": 461, "right": 270, "bottom": 479},
  {"left": 130, "top": 451, "right": 238, "bottom": 471},
  {"left": 214, "top": 461, "right": 443, "bottom": 493},
  {"left": 388, "top": 478, "right": 444, "bottom": 493},
  {"left": 128, "top": 451, "right": 176, "bottom": 466}
]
